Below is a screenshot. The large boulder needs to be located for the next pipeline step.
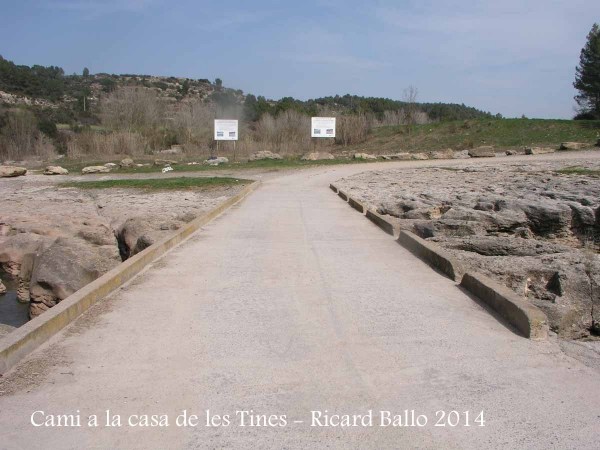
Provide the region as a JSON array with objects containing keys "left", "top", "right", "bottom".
[
  {"left": 29, "top": 237, "right": 121, "bottom": 317},
  {"left": 301, "top": 152, "right": 335, "bottom": 161},
  {"left": 381, "top": 153, "right": 412, "bottom": 160},
  {"left": 204, "top": 156, "right": 229, "bottom": 166},
  {"left": 525, "top": 147, "right": 555, "bottom": 155},
  {"left": 117, "top": 217, "right": 160, "bottom": 259},
  {"left": 120, "top": 158, "right": 134, "bottom": 168},
  {"left": 520, "top": 202, "right": 573, "bottom": 237},
  {"left": 248, "top": 151, "right": 282, "bottom": 161},
  {"left": 353, "top": 153, "right": 377, "bottom": 160},
  {"left": 453, "top": 150, "right": 471, "bottom": 159},
  {"left": 82, "top": 165, "right": 111, "bottom": 174},
  {"left": 0, "top": 233, "right": 50, "bottom": 276},
  {"left": 445, "top": 236, "right": 569, "bottom": 257},
  {"left": 43, "top": 166, "right": 69, "bottom": 175},
  {"left": 468, "top": 146, "right": 495, "bottom": 158},
  {"left": 428, "top": 149, "right": 454, "bottom": 160},
  {"left": 560, "top": 142, "right": 588, "bottom": 151},
  {"left": 0, "top": 166, "right": 27, "bottom": 177}
]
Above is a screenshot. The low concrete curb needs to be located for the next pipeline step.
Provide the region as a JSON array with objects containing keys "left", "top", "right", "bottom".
[
  {"left": 331, "top": 186, "right": 550, "bottom": 340},
  {"left": 0, "top": 180, "right": 261, "bottom": 375},
  {"left": 348, "top": 197, "right": 365, "bottom": 214},
  {"left": 397, "top": 230, "right": 464, "bottom": 282},
  {"left": 460, "top": 272, "right": 550, "bottom": 340},
  {"left": 338, "top": 190, "right": 349, "bottom": 201},
  {"left": 329, "top": 183, "right": 338, "bottom": 193},
  {"left": 365, "top": 210, "right": 396, "bottom": 236}
]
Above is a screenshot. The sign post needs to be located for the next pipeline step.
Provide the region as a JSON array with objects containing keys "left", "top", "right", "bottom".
[
  {"left": 214, "top": 119, "right": 239, "bottom": 160},
  {"left": 311, "top": 117, "right": 336, "bottom": 138}
]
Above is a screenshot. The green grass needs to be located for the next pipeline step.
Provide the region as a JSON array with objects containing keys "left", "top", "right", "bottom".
[
  {"left": 352, "top": 118, "right": 600, "bottom": 153},
  {"left": 60, "top": 176, "right": 251, "bottom": 190},
  {"left": 556, "top": 166, "right": 600, "bottom": 177}
]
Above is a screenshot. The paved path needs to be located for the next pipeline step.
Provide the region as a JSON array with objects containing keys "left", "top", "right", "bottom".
[{"left": 1, "top": 159, "right": 599, "bottom": 449}]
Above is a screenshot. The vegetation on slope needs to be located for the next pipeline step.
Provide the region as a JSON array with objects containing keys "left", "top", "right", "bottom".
[{"left": 351, "top": 118, "right": 600, "bottom": 153}]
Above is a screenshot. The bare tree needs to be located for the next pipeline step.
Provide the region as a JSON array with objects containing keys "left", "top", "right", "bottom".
[
  {"left": 171, "top": 99, "right": 214, "bottom": 151},
  {"left": 403, "top": 85, "right": 419, "bottom": 134},
  {"left": 336, "top": 114, "right": 372, "bottom": 147},
  {"left": 100, "top": 87, "right": 165, "bottom": 132},
  {"left": 0, "top": 109, "right": 55, "bottom": 159}
]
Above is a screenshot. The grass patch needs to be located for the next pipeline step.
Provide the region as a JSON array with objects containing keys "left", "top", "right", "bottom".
[
  {"left": 350, "top": 118, "right": 600, "bottom": 153},
  {"left": 60, "top": 176, "right": 251, "bottom": 190},
  {"left": 556, "top": 166, "right": 600, "bottom": 177}
]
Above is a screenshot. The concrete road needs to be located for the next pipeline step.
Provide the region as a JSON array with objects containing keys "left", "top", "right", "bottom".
[{"left": 1, "top": 156, "right": 600, "bottom": 449}]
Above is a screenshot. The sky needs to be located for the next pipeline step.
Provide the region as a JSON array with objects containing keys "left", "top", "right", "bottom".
[{"left": 1, "top": 0, "right": 599, "bottom": 119}]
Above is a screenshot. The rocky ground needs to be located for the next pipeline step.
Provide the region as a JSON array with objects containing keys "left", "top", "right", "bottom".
[
  {"left": 0, "top": 174, "right": 247, "bottom": 323},
  {"left": 335, "top": 157, "right": 600, "bottom": 339}
]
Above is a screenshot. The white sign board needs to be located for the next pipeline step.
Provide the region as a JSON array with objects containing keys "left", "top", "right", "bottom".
[
  {"left": 214, "top": 119, "right": 239, "bottom": 141},
  {"left": 311, "top": 117, "right": 336, "bottom": 138}
]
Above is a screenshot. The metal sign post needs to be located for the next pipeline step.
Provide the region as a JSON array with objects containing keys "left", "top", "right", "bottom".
[{"left": 214, "top": 119, "right": 239, "bottom": 160}]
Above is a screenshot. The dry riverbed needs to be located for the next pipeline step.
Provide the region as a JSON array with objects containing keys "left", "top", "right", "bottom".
[
  {"left": 0, "top": 174, "right": 249, "bottom": 333},
  {"left": 335, "top": 157, "right": 600, "bottom": 339}
]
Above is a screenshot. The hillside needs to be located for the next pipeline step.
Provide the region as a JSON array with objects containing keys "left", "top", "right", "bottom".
[
  {"left": 349, "top": 118, "right": 600, "bottom": 154},
  {"left": 1, "top": 56, "right": 598, "bottom": 164},
  {"left": 0, "top": 56, "right": 494, "bottom": 126}
]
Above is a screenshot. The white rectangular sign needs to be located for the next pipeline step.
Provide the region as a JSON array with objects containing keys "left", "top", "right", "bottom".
[
  {"left": 214, "top": 119, "right": 239, "bottom": 141},
  {"left": 311, "top": 117, "right": 336, "bottom": 138}
]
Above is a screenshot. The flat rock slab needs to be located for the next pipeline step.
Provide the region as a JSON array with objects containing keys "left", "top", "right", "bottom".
[{"left": 0, "top": 166, "right": 27, "bottom": 177}]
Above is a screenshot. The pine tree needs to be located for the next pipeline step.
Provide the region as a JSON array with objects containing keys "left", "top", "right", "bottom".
[{"left": 574, "top": 23, "right": 600, "bottom": 119}]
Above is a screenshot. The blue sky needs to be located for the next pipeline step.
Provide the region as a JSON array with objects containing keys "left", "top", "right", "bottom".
[{"left": 1, "top": 0, "right": 599, "bottom": 118}]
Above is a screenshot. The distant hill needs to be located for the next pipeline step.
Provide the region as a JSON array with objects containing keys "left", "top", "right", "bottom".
[{"left": 0, "top": 56, "right": 496, "bottom": 126}]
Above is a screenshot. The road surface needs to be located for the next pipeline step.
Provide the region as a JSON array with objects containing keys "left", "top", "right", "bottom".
[{"left": 1, "top": 157, "right": 599, "bottom": 449}]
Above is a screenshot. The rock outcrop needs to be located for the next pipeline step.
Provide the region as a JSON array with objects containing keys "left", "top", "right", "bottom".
[
  {"left": 301, "top": 152, "right": 335, "bottom": 161},
  {"left": 117, "top": 217, "right": 159, "bottom": 259},
  {"left": 120, "top": 158, "right": 134, "bottom": 168},
  {"left": 381, "top": 153, "right": 412, "bottom": 160},
  {"left": 249, "top": 151, "right": 282, "bottom": 161},
  {"left": 0, "top": 166, "right": 27, "bottom": 177},
  {"left": 0, "top": 174, "right": 246, "bottom": 322},
  {"left": 354, "top": 153, "right": 377, "bottom": 160},
  {"left": 468, "top": 146, "right": 495, "bottom": 158},
  {"left": 29, "top": 237, "right": 121, "bottom": 317},
  {"left": 525, "top": 147, "right": 555, "bottom": 155},
  {"left": 82, "top": 165, "right": 111, "bottom": 174},
  {"left": 43, "top": 166, "right": 69, "bottom": 175},
  {"left": 428, "top": 149, "right": 454, "bottom": 160},
  {"left": 204, "top": 157, "right": 229, "bottom": 166},
  {"left": 336, "top": 160, "right": 600, "bottom": 338},
  {"left": 560, "top": 142, "right": 589, "bottom": 151}
]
